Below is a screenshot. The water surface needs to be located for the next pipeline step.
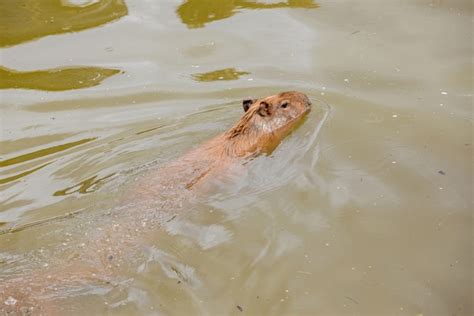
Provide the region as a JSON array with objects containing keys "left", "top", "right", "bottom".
[{"left": 0, "top": 0, "right": 472, "bottom": 315}]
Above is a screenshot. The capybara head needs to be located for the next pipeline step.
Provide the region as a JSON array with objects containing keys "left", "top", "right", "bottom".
[{"left": 225, "top": 91, "right": 311, "bottom": 156}]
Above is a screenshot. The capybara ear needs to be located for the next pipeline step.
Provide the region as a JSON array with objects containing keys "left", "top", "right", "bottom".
[
  {"left": 258, "top": 101, "right": 272, "bottom": 117},
  {"left": 242, "top": 99, "right": 255, "bottom": 112}
]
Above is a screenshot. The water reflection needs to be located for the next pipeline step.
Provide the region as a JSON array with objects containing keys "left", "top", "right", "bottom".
[
  {"left": 177, "top": 0, "right": 319, "bottom": 28},
  {"left": 0, "top": 163, "right": 52, "bottom": 185},
  {"left": 0, "top": 66, "right": 121, "bottom": 91},
  {"left": 53, "top": 173, "right": 116, "bottom": 196},
  {"left": 0, "top": 138, "right": 96, "bottom": 168},
  {"left": 192, "top": 68, "right": 250, "bottom": 81},
  {"left": 0, "top": 0, "right": 128, "bottom": 47}
]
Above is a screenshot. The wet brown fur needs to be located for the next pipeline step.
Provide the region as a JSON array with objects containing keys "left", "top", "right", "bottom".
[{"left": 222, "top": 91, "right": 311, "bottom": 158}]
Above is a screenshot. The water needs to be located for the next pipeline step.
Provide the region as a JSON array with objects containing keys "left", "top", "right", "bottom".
[{"left": 0, "top": 0, "right": 472, "bottom": 315}]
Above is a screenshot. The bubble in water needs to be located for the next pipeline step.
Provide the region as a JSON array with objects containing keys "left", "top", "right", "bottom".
[{"left": 4, "top": 296, "right": 17, "bottom": 306}]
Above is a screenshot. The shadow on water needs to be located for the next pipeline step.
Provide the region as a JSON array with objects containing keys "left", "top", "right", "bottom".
[
  {"left": 176, "top": 0, "right": 319, "bottom": 28},
  {"left": 0, "top": 66, "right": 122, "bottom": 91},
  {"left": 0, "top": 0, "right": 128, "bottom": 47}
]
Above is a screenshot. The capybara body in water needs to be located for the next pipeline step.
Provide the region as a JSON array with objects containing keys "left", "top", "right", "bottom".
[
  {"left": 0, "top": 91, "right": 311, "bottom": 315},
  {"left": 129, "top": 91, "right": 311, "bottom": 200}
]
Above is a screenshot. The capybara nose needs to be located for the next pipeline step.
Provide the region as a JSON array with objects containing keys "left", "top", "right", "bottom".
[{"left": 298, "top": 93, "right": 311, "bottom": 109}]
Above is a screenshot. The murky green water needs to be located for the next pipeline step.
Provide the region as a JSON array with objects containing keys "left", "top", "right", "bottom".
[{"left": 0, "top": 0, "right": 472, "bottom": 315}]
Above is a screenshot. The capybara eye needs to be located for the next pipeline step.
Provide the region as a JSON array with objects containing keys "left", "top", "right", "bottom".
[{"left": 280, "top": 102, "right": 289, "bottom": 109}]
